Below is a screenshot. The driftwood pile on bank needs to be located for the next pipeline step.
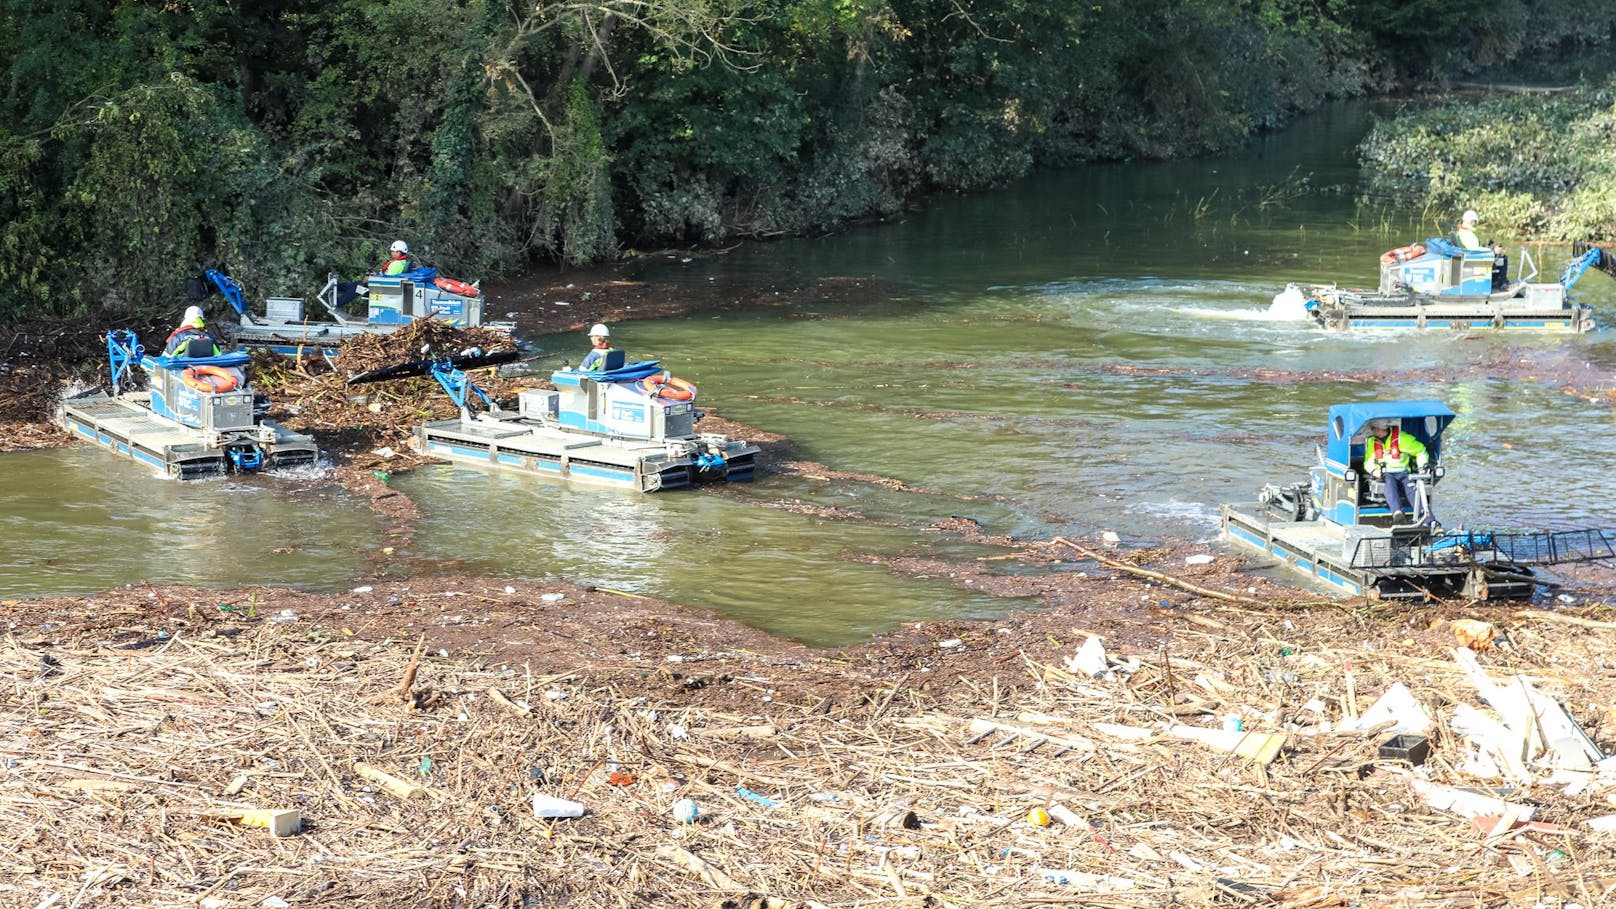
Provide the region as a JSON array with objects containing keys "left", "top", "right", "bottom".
[
  {"left": 6, "top": 583, "right": 1616, "bottom": 907},
  {"left": 250, "top": 321, "right": 534, "bottom": 469},
  {"left": 0, "top": 313, "right": 169, "bottom": 430}
]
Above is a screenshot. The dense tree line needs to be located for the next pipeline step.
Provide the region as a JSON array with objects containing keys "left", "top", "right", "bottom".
[
  {"left": 1, "top": 0, "right": 1612, "bottom": 320},
  {"left": 1360, "top": 77, "right": 1616, "bottom": 241}
]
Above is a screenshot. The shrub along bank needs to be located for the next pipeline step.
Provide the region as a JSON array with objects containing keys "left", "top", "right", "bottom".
[
  {"left": 2, "top": 0, "right": 1614, "bottom": 323},
  {"left": 1359, "top": 79, "right": 1616, "bottom": 241}
]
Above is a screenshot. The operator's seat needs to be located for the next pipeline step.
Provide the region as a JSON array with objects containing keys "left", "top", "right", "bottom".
[
  {"left": 1354, "top": 458, "right": 1387, "bottom": 506},
  {"left": 601, "top": 349, "right": 626, "bottom": 371}
]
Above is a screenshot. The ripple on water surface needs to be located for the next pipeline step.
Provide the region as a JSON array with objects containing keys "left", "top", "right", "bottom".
[
  {"left": 0, "top": 447, "right": 383, "bottom": 598},
  {"left": 394, "top": 466, "right": 1026, "bottom": 647}
]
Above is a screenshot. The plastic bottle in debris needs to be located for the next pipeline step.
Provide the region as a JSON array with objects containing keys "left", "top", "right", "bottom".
[{"left": 532, "top": 794, "right": 586, "bottom": 819}]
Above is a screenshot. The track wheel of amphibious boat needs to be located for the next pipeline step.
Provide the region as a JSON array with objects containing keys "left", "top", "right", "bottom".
[{"left": 1379, "top": 244, "right": 1426, "bottom": 265}]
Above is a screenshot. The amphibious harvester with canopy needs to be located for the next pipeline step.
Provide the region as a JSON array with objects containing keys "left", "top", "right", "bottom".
[
  {"left": 195, "top": 268, "right": 514, "bottom": 358},
  {"left": 1220, "top": 400, "right": 1614, "bottom": 600}
]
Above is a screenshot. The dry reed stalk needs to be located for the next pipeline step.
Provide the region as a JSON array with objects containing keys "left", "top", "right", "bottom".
[{"left": 0, "top": 601, "right": 1613, "bottom": 907}]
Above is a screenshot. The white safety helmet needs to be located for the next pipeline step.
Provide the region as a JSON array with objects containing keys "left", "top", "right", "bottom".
[
  {"left": 390, "top": 239, "right": 409, "bottom": 254},
  {"left": 1461, "top": 210, "right": 1479, "bottom": 225},
  {"left": 182, "top": 305, "right": 205, "bottom": 327},
  {"left": 588, "top": 323, "right": 610, "bottom": 338},
  {"left": 1368, "top": 419, "right": 1391, "bottom": 432}
]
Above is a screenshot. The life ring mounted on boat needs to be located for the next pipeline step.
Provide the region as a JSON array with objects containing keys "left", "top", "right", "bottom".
[
  {"left": 1379, "top": 244, "right": 1426, "bottom": 266},
  {"left": 180, "top": 365, "right": 240, "bottom": 393},
  {"left": 433, "top": 277, "right": 480, "bottom": 297},
  {"left": 639, "top": 374, "right": 697, "bottom": 402}
]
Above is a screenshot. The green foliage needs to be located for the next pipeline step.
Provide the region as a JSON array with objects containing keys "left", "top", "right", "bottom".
[
  {"left": 3, "top": 0, "right": 1616, "bottom": 327},
  {"left": 1343, "top": 0, "right": 1616, "bottom": 80},
  {"left": 533, "top": 83, "right": 617, "bottom": 266},
  {"left": 1359, "top": 82, "right": 1616, "bottom": 240},
  {"left": 0, "top": 140, "right": 56, "bottom": 307}
]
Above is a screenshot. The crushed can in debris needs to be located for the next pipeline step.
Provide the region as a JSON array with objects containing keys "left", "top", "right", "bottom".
[{"left": 1450, "top": 618, "right": 1497, "bottom": 652}]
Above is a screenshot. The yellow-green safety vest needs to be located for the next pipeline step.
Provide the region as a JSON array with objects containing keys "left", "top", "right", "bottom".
[{"left": 1365, "top": 427, "right": 1428, "bottom": 473}]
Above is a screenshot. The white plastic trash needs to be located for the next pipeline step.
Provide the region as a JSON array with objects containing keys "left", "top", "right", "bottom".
[
  {"left": 1066, "top": 636, "right": 1108, "bottom": 678},
  {"left": 532, "top": 794, "right": 586, "bottom": 819},
  {"left": 672, "top": 798, "right": 700, "bottom": 823}
]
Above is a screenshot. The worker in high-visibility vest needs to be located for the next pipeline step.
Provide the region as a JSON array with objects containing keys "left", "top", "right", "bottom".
[
  {"left": 164, "top": 306, "right": 222, "bottom": 358},
  {"left": 579, "top": 324, "right": 617, "bottom": 371},
  {"left": 337, "top": 240, "right": 416, "bottom": 308},
  {"left": 1363, "top": 419, "right": 1429, "bottom": 524},
  {"left": 1455, "top": 210, "right": 1483, "bottom": 250}
]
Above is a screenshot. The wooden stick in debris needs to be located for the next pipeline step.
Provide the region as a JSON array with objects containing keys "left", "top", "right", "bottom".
[
  {"left": 352, "top": 761, "right": 426, "bottom": 800},
  {"left": 655, "top": 843, "right": 742, "bottom": 890},
  {"left": 966, "top": 717, "right": 1096, "bottom": 753},
  {"left": 397, "top": 634, "right": 425, "bottom": 704},
  {"left": 1052, "top": 537, "right": 1257, "bottom": 605},
  {"left": 488, "top": 688, "right": 532, "bottom": 718},
  {"left": 1512, "top": 610, "right": 1616, "bottom": 631}
]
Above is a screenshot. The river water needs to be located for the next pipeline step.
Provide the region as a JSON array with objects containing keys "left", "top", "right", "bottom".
[{"left": 6, "top": 100, "right": 1616, "bottom": 643}]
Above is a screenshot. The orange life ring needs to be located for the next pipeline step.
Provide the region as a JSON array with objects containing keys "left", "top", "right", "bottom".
[
  {"left": 180, "top": 365, "right": 240, "bottom": 393},
  {"left": 638, "top": 374, "right": 697, "bottom": 402},
  {"left": 1380, "top": 244, "right": 1426, "bottom": 266},
  {"left": 433, "top": 276, "right": 480, "bottom": 297}
]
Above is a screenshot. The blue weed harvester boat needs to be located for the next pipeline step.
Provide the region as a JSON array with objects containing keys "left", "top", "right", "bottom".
[
  {"left": 58, "top": 330, "right": 319, "bottom": 479},
  {"left": 1272, "top": 240, "right": 1602, "bottom": 332},
  {"left": 197, "top": 268, "right": 514, "bottom": 358},
  {"left": 1221, "top": 400, "right": 1615, "bottom": 600},
  {"left": 346, "top": 349, "right": 759, "bottom": 492}
]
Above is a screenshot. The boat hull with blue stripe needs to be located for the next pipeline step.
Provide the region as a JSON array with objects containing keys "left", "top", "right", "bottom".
[
  {"left": 1219, "top": 401, "right": 1541, "bottom": 601},
  {"left": 1273, "top": 240, "right": 1599, "bottom": 332},
  {"left": 410, "top": 359, "right": 758, "bottom": 492},
  {"left": 58, "top": 331, "right": 319, "bottom": 480}
]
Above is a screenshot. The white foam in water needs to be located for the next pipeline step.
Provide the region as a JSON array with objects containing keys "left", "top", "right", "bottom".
[
  {"left": 1265, "top": 285, "right": 1313, "bottom": 321},
  {"left": 1177, "top": 305, "right": 1286, "bottom": 322},
  {"left": 1135, "top": 499, "right": 1222, "bottom": 530}
]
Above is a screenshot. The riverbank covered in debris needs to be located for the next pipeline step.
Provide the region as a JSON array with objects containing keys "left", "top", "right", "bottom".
[{"left": 6, "top": 544, "right": 1616, "bottom": 906}]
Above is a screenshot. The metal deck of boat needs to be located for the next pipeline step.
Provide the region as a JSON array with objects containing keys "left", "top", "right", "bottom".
[
  {"left": 60, "top": 391, "right": 318, "bottom": 479},
  {"left": 416, "top": 414, "right": 757, "bottom": 492},
  {"left": 1321, "top": 299, "right": 1593, "bottom": 332},
  {"left": 1221, "top": 503, "right": 1534, "bottom": 600}
]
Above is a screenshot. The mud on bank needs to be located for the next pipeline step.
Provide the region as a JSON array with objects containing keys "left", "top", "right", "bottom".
[{"left": 7, "top": 544, "right": 1616, "bottom": 907}]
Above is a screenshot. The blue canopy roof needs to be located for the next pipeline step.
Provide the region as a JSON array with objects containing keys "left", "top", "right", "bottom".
[
  {"left": 1326, "top": 400, "right": 1455, "bottom": 466},
  {"left": 150, "top": 351, "right": 252, "bottom": 370}
]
